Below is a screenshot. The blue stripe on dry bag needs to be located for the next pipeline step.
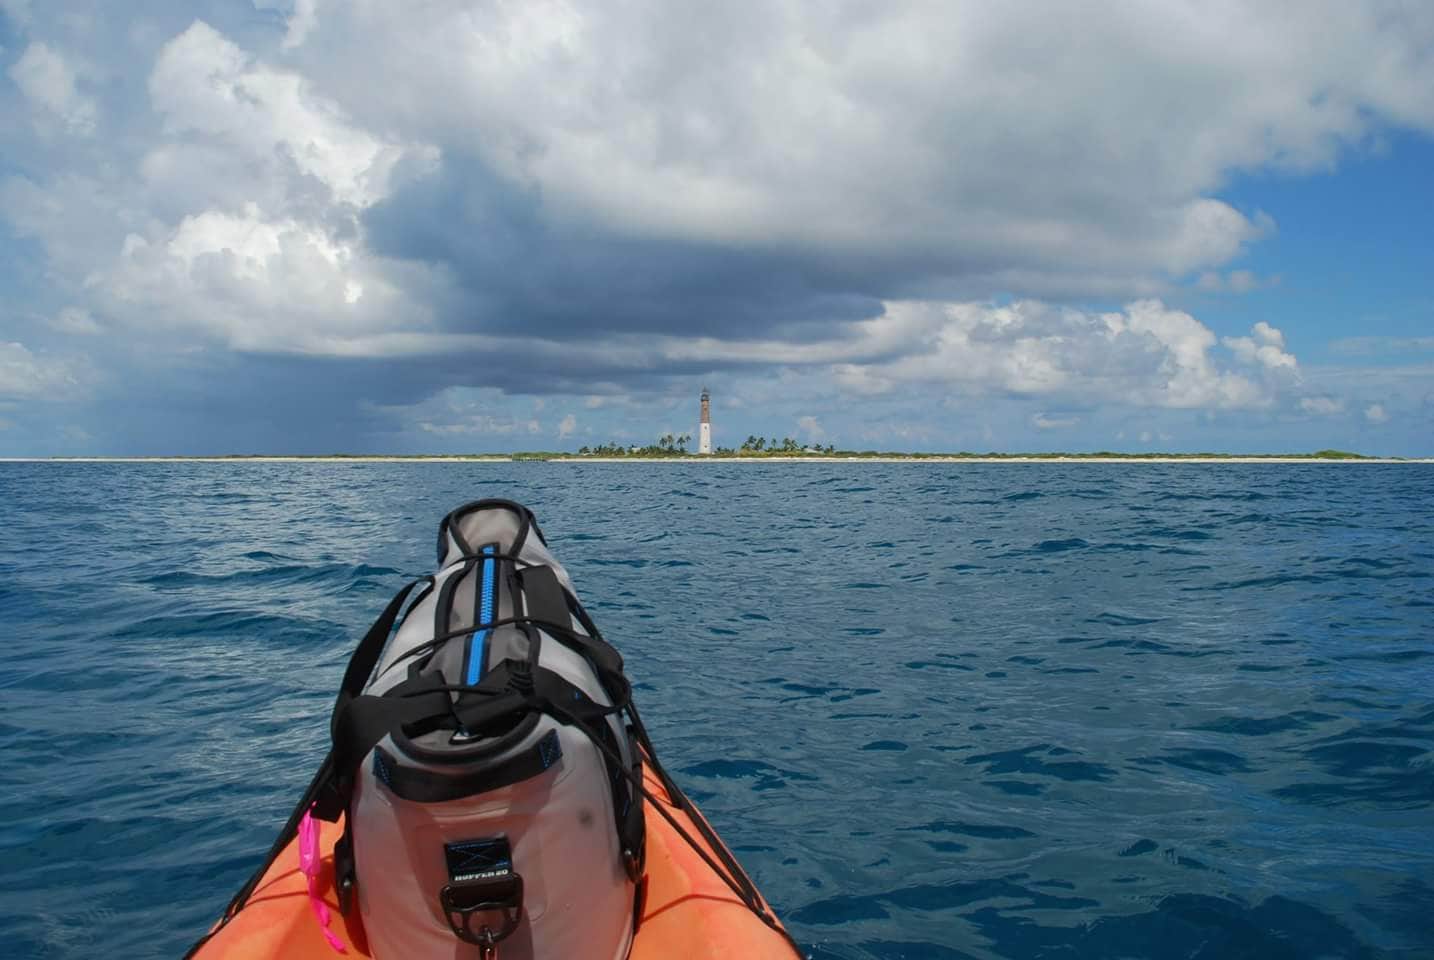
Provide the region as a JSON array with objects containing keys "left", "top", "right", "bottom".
[{"left": 464, "top": 544, "right": 498, "bottom": 685}]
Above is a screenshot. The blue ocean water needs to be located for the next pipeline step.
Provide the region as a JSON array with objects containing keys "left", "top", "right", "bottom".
[{"left": 1, "top": 462, "right": 1432, "bottom": 960}]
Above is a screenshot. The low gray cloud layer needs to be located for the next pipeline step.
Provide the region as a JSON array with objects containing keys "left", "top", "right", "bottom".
[{"left": 2, "top": 1, "right": 1432, "bottom": 453}]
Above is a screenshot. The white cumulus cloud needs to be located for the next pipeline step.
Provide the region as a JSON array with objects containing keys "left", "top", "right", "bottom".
[
  {"left": 72, "top": 22, "right": 445, "bottom": 357},
  {"left": 101, "top": 203, "right": 430, "bottom": 355},
  {"left": 0, "top": 341, "right": 79, "bottom": 399},
  {"left": 419, "top": 417, "right": 542, "bottom": 436},
  {"left": 149, "top": 21, "right": 414, "bottom": 208},
  {"left": 293, "top": 1, "right": 1434, "bottom": 289},
  {"left": 8, "top": 42, "right": 96, "bottom": 134},
  {"left": 1194, "top": 269, "right": 1276, "bottom": 294},
  {"left": 849, "top": 299, "right": 1277, "bottom": 410},
  {"left": 1224, "top": 320, "right": 1298, "bottom": 372},
  {"left": 525, "top": 299, "right": 1301, "bottom": 414},
  {"left": 796, "top": 415, "right": 825, "bottom": 441},
  {"left": 1364, "top": 403, "right": 1389, "bottom": 424}
]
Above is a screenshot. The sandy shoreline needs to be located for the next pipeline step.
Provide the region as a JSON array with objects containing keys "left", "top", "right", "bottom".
[{"left": 2, "top": 456, "right": 1427, "bottom": 464}]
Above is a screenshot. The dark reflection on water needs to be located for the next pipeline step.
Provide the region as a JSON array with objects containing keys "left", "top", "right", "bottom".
[{"left": 1, "top": 461, "right": 1431, "bottom": 959}]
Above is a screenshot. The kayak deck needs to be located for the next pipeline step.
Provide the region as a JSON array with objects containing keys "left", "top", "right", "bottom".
[{"left": 194, "top": 763, "right": 799, "bottom": 959}]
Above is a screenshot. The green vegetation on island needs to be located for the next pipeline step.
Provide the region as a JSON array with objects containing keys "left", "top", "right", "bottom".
[
  {"left": 508, "top": 440, "right": 1384, "bottom": 461},
  {"left": 570, "top": 434, "right": 838, "bottom": 458}
]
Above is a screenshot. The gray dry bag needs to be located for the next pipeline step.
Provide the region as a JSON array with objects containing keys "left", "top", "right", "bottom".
[{"left": 321, "top": 500, "right": 645, "bottom": 959}]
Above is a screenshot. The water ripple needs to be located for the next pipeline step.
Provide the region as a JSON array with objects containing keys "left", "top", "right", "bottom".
[{"left": 1, "top": 461, "right": 1431, "bottom": 959}]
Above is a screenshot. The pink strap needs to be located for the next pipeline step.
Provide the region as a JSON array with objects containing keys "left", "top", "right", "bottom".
[{"left": 299, "top": 807, "right": 347, "bottom": 953}]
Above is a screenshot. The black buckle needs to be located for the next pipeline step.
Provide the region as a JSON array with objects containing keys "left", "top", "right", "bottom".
[
  {"left": 622, "top": 847, "right": 642, "bottom": 883},
  {"left": 332, "top": 826, "right": 356, "bottom": 916},
  {"left": 310, "top": 774, "right": 349, "bottom": 823},
  {"left": 439, "top": 874, "right": 524, "bottom": 947}
]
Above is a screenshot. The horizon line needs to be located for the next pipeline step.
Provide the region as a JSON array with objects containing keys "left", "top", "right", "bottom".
[{"left": 3, "top": 451, "right": 1430, "bottom": 464}]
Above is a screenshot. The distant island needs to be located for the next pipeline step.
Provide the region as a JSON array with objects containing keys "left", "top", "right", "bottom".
[
  {"left": 511, "top": 436, "right": 1397, "bottom": 461},
  {"left": 11, "top": 441, "right": 1428, "bottom": 464}
]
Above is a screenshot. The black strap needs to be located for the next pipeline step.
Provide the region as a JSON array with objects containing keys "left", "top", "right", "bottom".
[
  {"left": 439, "top": 661, "right": 624, "bottom": 733},
  {"left": 531, "top": 664, "right": 627, "bottom": 724},
  {"left": 311, "top": 579, "right": 428, "bottom": 820},
  {"left": 332, "top": 579, "right": 427, "bottom": 732},
  {"left": 522, "top": 567, "right": 626, "bottom": 680},
  {"left": 447, "top": 690, "right": 529, "bottom": 733},
  {"left": 434, "top": 557, "right": 477, "bottom": 645},
  {"left": 517, "top": 564, "right": 569, "bottom": 626},
  {"left": 438, "top": 499, "right": 536, "bottom": 565},
  {"left": 372, "top": 729, "right": 563, "bottom": 802},
  {"left": 333, "top": 820, "right": 356, "bottom": 915},
  {"left": 327, "top": 662, "right": 531, "bottom": 802},
  {"left": 331, "top": 686, "right": 453, "bottom": 769},
  {"left": 526, "top": 666, "right": 645, "bottom": 873}
]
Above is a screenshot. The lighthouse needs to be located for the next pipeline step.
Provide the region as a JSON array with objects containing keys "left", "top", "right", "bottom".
[{"left": 698, "top": 387, "right": 712, "bottom": 454}]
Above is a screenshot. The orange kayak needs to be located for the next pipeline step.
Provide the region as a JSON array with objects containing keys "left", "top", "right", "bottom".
[{"left": 191, "top": 763, "right": 801, "bottom": 959}]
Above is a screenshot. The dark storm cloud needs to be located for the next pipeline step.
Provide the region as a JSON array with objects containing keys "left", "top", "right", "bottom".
[
  {"left": 74, "top": 350, "right": 443, "bottom": 455},
  {"left": 363, "top": 152, "right": 886, "bottom": 343}
]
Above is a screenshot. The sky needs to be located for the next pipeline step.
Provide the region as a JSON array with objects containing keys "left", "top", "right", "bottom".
[{"left": 1, "top": 1, "right": 1431, "bottom": 456}]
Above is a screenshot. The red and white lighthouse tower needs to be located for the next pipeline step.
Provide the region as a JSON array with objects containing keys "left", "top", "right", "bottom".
[{"left": 698, "top": 387, "right": 712, "bottom": 454}]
